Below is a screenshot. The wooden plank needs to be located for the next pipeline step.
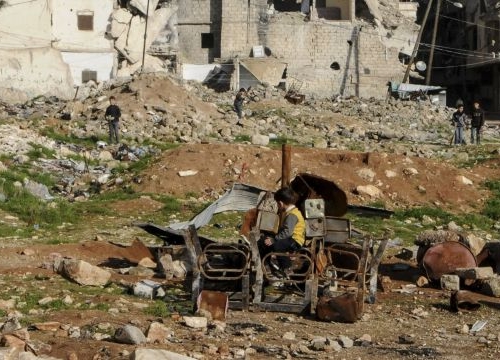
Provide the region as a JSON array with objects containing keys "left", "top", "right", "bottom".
[
  {"left": 368, "top": 239, "right": 389, "bottom": 304},
  {"left": 242, "top": 274, "right": 250, "bottom": 311}
]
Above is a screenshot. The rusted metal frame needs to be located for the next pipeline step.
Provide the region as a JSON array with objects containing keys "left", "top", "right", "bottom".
[
  {"left": 322, "top": 248, "right": 361, "bottom": 280},
  {"left": 356, "top": 238, "right": 371, "bottom": 318},
  {"left": 261, "top": 252, "right": 313, "bottom": 284},
  {"left": 198, "top": 245, "right": 251, "bottom": 280},
  {"left": 185, "top": 225, "right": 204, "bottom": 303},
  {"left": 368, "top": 238, "right": 389, "bottom": 304}
]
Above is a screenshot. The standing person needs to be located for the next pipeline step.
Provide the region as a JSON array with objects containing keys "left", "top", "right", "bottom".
[
  {"left": 233, "top": 88, "right": 246, "bottom": 125},
  {"left": 470, "top": 101, "right": 485, "bottom": 145},
  {"left": 105, "top": 96, "right": 121, "bottom": 144},
  {"left": 452, "top": 104, "right": 466, "bottom": 146},
  {"left": 258, "top": 188, "right": 305, "bottom": 277}
]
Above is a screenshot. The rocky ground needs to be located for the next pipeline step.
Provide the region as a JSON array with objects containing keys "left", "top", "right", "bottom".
[{"left": 0, "top": 74, "right": 500, "bottom": 359}]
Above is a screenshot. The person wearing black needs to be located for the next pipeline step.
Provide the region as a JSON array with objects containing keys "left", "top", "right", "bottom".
[
  {"left": 105, "top": 96, "right": 121, "bottom": 144},
  {"left": 233, "top": 88, "right": 246, "bottom": 125},
  {"left": 452, "top": 105, "right": 466, "bottom": 146},
  {"left": 470, "top": 101, "right": 485, "bottom": 145}
]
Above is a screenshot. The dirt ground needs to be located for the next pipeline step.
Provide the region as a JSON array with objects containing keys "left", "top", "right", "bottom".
[
  {"left": 0, "top": 144, "right": 500, "bottom": 359},
  {"left": 137, "top": 143, "right": 497, "bottom": 212}
]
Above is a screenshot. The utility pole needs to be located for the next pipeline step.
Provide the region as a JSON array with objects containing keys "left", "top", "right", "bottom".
[
  {"left": 141, "top": 0, "right": 151, "bottom": 72},
  {"left": 402, "top": 0, "right": 434, "bottom": 83},
  {"left": 426, "top": 0, "right": 443, "bottom": 85}
]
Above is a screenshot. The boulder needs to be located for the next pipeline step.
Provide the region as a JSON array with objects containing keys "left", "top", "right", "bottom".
[
  {"left": 114, "top": 325, "right": 146, "bottom": 345},
  {"left": 58, "top": 259, "right": 111, "bottom": 286},
  {"left": 355, "top": 185, "right": 382, "bottom": 198}
]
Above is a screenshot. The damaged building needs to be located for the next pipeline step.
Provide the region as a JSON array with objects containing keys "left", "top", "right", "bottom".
[
  {"left": 0, "top": 0, "right": 419, "bottom": 102},
  {"left": 179, "top": 0, "right": 419, "bottom": 99},
  {"left": 426, "top": 0, "right": 500, "bottom": 116}
]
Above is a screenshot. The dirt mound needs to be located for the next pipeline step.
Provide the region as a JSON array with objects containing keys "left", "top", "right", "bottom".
[
  {"left": 102, "top": 74, "right": 221, "bottom": 122},
  {"left": 135, "top": 143, "right": 494, "bottom": 212}
]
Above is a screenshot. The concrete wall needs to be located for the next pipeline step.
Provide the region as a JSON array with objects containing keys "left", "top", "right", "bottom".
[
  {"left": 220, "top": 0, "right": 403, "bottom": 99},
  {"left": 0, "top": 47, "right": 74, "bottom": 103},
  {"left": 177, "top": 0, "right": 222, "bottom": 64},
  {"left": 61, "top": 52, "right": 115, "bottom": 85},
  {"left": 0, "top": 0, "right": 52, "bottom": 48},
  {"left": 51, "top": 0, "right": 114, "bottom": 52}
]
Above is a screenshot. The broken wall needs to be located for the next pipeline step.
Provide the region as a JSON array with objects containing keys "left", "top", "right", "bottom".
[
  {"left": 0, "top": 48, "right": 74, "bottom": 103},
  {"left": 0, "top": 0, "right": 52, "bottom": 48},
  {"left": 220, "top": 0, "right": 404, "bottom": 99},
  {"left": 177, "top": 0, "right": 222, "bottom": 64},
  {"left": 51, "top": 0, "right": 114, "bottom": 52},
  {"left": 61, "top": 52, "right": 115, "bottom": 85},
  {"left": 356, "top": 29, "right": 404, "bottom": 98}
]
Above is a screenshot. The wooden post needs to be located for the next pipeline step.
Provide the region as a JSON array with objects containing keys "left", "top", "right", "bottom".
[
  {"left": 402, "top": 0, "right": 434, "bottom": 84},
  {"left": 281, "top": 144, "right": 291, "bottom": 188}
]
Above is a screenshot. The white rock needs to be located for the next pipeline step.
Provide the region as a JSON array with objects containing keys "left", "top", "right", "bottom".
[
  {"left": 251, "top": 134, "right": 270, "bottom": 146},
  {"left": 178, "top": 170, "right": 198, "bottom": 177},
  {"left": 457, "top": 175, "right": 473, "bottom": 185},
  {"left": 357, "top": 168, "right": 376, "bottom": 182},
  {"left": 356, "top": 185, "right": 382, "bottom": 198},
  {"left": 183, "top": 316, "right": 207, "bottom": 329},
  {"left": 114, "top": 324, "right": 146, "bottom": 345},
  {"left": 282, "top": 331, "right": 296, "bottom": 340},
  {"left": 58, "top": 259, "right": 111, "bottom": 286},
  {"left": 385, "top": 170, "right": 397, "bottom": 178},
  {"left": 338, "top": 335, "right": 354, "bottom": 348},
  {"left": 98, "top": 151, "right": 114, "bottom": 161}
]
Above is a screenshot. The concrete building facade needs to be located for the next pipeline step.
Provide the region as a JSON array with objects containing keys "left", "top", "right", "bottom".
[
  {"left": 430, "top": 0, "right": 500, "bottom": 116},
  {"left": 216, "top": 0, "right": 408, "bottom": 99}
]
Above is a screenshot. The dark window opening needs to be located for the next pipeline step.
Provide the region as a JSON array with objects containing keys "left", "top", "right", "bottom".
[
  {"left": 201, "top": 33, "right": 214, "bottom": 49},
  {"left": 272, "top": 0, "right": 301, "bottom": 12},
  {"left": 77, "top": 13, "right": 94, "bottom": 31},
  {"left": 330, "top": 62, "right": 340, "bottom": 70},
  {"left": 82, "top": 70, "right": 97, "bottom": 83}
]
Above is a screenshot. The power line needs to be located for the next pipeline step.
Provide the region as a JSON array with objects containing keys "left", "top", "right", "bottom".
[{"left": 439, "top": 13, "right": 500, "bottom": 31}]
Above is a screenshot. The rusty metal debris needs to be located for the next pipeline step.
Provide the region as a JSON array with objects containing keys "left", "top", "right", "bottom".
[
  {"left": 419, "top": 241, "right": 477, "bottom": 281},
  {"left": 137, "top": 146, "right": 391, "bottom": 320}
]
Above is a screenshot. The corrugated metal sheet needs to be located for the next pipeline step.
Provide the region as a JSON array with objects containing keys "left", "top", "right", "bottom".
[{"left": 168, "top": 183, "right": 267, "bottom": 230}]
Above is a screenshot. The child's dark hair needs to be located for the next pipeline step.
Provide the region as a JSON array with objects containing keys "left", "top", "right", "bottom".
[
  {"left": 274, "top": 187, "right": 297, "bottom": 205},
  {"left": 110, "top": 95, "right": 116, "bottom": 100}
]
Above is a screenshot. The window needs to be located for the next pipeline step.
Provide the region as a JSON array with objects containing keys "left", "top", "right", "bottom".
[
  {"left": 82, "top": 70, "right": 97, "bottom": 83},
  {"left": 77, "top": 11, "right": 94, "bottom": 31},
  {"left": 201, "top": 33, "right": 214, "bottom": 49}
]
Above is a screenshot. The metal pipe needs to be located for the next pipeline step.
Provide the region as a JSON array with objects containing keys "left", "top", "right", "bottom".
[
  {"left": 426, "top": 0, "right": 443, "bottom": 85},
  {"left": 402, "top": 0, "right": 434, "bottom": 83},
  {"left": 141, "top": 0, "right": 151, "bottom": 73},
  {"left": 281, "top": 144, "right": 291, "bottom": 188}
]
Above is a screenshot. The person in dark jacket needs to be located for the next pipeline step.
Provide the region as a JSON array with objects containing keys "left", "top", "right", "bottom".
[
  {"left": 452, "top": 104, "right": 467, "bottom": 145},
  {"left": 105, "top": 96, "right": 121, "bottom": 144},
  {"left": 233, "top": 88, "right": 246, "bottom": 125},
  {"left": 470, "top": 101, "right": 485, "bottom": 145}
]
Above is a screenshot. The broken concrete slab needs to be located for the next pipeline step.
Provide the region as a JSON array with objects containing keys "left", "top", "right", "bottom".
[
  {"left": 110, "top": 8, "right": 133, "bottom": 39},
  {"left": 124, "top": 7, "right": 177, "bottom": 64},
  {"left": 130, "top": 0, "right": 160, "bottom": 16},
  {"left": 133, "top": 280, "right": 164, "bottom": 299},
  {"left": 183, "top": 316, "right": 208, "bottom": 329},
  {"left": 58, "top": 259, "right": 111, "bottom": 286},
  {"left": 440, "top": 274, "right": 460, "bottom": 291},
  {"left": 455, "top": 267, "right": 494, "bottom": 280}
]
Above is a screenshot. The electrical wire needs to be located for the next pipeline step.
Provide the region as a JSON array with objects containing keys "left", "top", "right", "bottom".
[{"left": 439, "top": 13, "right": 500, "bottom": 31}]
